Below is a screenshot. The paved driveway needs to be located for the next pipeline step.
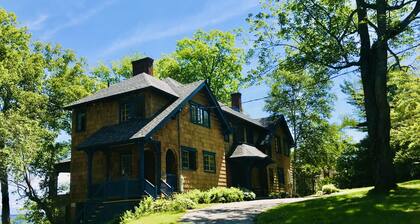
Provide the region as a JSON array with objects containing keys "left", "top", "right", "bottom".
[{"left": 179, "top": 198, "right": 308, "bottom": 224}]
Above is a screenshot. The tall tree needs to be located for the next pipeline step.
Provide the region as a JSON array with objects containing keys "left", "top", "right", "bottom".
[
  {"left": 0, "top": 9, "right": 45, "bottom": 223},
  {"left": 156, "top": 30, "right": 246, "bottom": 104},
  {"left": 248, "top": 0, "right": 419, "bottom": 191},
  {"left": 265, "top": 69, "right": 335, "bottom": 194}
]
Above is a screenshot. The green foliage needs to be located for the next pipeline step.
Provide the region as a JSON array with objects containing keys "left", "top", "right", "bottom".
[
  {"left": 269, "top": 191, "right": 289, "bottom": 199},
  {"left": 0, "top": 8, "right": 104, "bottom": 224},
  {"left": 335, "top": 137, "right": 375, "bottom": 189},
  {"left": 120, "top": 187, "right": 252, "bottom": 223},
  {"left": 240, "top": 188, "right": 257, "bottom": 201},
  {"left": 156, "top": 30, "right": 246, "bottom": 104},
  {"left": 91, "top": 53, "right": 144, "bottom": 85},
  {"left": 256, "top": 180, "right": 420, "bottom": 224},
  {"left": 321, "top": 184, "right": 340, "bottom": 194}
]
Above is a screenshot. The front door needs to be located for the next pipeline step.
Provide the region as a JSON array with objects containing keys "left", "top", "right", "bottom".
[{"left": 165, "top": 149, "right": 177, "bottom": 190}]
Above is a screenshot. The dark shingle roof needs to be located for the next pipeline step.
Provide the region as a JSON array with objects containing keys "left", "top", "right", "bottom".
[
  {"left": 77, "top": 120, "right": 149, "bottom": 149},
  {"left": 219, "top": 102, "right": 265, "bottom": 128},
  {"left": 77, "top": 78, "right": 206, "bottom": 149},
  {"left": 66, "top": 73, "right": 178, "bottom": 108}
]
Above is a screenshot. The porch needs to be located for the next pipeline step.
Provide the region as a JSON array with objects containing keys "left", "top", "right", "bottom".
[{"left": 84, "top": 139, "right": 177, "bottom": 200}]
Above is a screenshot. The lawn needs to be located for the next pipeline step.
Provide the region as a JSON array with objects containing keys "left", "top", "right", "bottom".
[
  {"left": 256, "top": 180, "right": 420, "bottom": 224},
  {"left": 127, "top": 204, "right": 212, "bottom": 224}
]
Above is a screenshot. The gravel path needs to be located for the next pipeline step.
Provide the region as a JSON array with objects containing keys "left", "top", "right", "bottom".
[{"left": 179, "top": 198, "right": 308, "bottom": 224}]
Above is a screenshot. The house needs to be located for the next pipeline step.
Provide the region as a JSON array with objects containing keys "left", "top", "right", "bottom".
[{"left": 65, "top": 57, "right": 294, "bottom": 223}]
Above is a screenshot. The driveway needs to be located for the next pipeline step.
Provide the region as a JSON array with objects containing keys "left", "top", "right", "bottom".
[{"left": 179, "top": 198, "right": 308, "bottom": 224}]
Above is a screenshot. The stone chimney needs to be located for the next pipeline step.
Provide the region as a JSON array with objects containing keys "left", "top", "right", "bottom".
[
  {"left": 231, "top": 92, "right": 242, "bottom": 112},
  {"left": 132, "top": 57, "right": 154, "bottom": 76}
]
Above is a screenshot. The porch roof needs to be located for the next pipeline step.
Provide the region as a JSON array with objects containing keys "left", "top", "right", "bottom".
[
  {"left": 230, "top": 144, "right": 268, "bottom": 159},
  {"left": 77, "top": 119, "right": 149, "bottom": 150}
]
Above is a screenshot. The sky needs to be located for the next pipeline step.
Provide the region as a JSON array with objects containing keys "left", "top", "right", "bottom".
[{"left": 1, "top": 0, "right": 364, "bottom": 214}]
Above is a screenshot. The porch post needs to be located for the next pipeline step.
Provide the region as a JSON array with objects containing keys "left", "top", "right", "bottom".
[
  {"left": 154, "top": 141, "right": 161, "bottom": 196},
  {"left": 138, "top": 141, "right": 145, "bottom": 196},
  {"left": 87, "top": 150, "right": 93, "bottom": 197}
]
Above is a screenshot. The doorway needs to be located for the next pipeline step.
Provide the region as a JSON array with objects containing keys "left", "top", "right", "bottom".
[
  {"left": 144, "top": 149, "right": 156, "bottom": 184},
  {"left": 165, "top": 149, "right": 177, "bottom": 190}
]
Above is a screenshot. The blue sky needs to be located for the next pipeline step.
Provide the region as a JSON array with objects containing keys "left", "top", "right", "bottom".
[{"left": 1, "top": 0, "right": 364, "bottom": 214}]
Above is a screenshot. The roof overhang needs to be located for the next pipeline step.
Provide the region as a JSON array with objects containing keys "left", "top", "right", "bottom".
[{"left": 230, "top": 144, "right": 268, "bottom": 159}]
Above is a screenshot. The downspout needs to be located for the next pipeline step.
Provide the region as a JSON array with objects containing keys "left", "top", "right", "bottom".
[{"left": 177, "top": 110, "right": 184, "bottom": 192}]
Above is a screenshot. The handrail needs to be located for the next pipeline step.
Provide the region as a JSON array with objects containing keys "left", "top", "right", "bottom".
[
  {"left": 144, "top": 179, "right": 157, "bottom": 198},
  {"left": 160, "top": 179, "right": 173, "bottom": 197}
]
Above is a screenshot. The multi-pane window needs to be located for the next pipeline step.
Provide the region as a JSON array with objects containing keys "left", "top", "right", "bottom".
[
  {"left": 76, "top": 109, "right": 86, "bottom": 132},
  {"left": 119, "top": 95, "right": 145, "bottom": 123},
  {"left": 120, "top": 153, "right": 132, "bottom": 177},
  {"left": 190, "top": 102, "right": 210, "bottom": 128},
  {"left": 181, "top": 147, "right": 197, "bottom": 170},
  {"left": 120, "top": 103, "right": 131, "bottom": 122},
  {"left": 277, "top": 167, "right": 285, "bottom": 186},
  {"left": 203, "top": 151, "right": 216, "bottom": 173}
]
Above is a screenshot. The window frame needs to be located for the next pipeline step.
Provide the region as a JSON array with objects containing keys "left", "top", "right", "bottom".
[
  {"left": 120, "top": 152, "right": 132, "bottom": 177},
  {"left": 203, "top": 150, "right": 216, "bottom": 173},
  {"left": 189, "top": 102, "right": 210, "bottom": 128},
  {"left": 181, "top": 146, "right": 197, "bottom": 170},
  {"left": 75, "top": 109, "right": 87, "bottom": 132}
]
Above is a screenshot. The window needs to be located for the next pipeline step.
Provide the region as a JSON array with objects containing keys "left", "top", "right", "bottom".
[
  {"left": 190, "top": 102, "right": 210, "bottom": 128},
  {"left": 246, "top": 128, "right": 254, "bottom": 145},
  {"left": 181, "top": 147, "right": 197, "bottom": 170},
  {"left": 120, "top": 153, "right": 132, "bottom": 177},
  {"left": 203, "top": 151, "right": 216, "bottom": 173},
  {"left": 76, "top": 109, "right": 86, "bottom": 132},
  {"left": 233, "top": 125, "right": 245, "bottom": 143},
  {"left": 224, "top": 133, "right": 230, "bottom": 142},
  {"left": 276, "top": 137, "right": 282, "bottom": 153},
  {"left": 277, "top": 167, "right": 285, "bottom": 186},
  {"left": 120, "top": 103, "right": 132, "bottom": 122},
  {"left": 119, "top": 95, "right": 145, "bottom": 123}
]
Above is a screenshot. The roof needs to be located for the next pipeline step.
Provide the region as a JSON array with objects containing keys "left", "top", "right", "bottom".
[
  {"left": 230, "top": 144, "right": 268, "bottom": 159},
  {"left": 219, "top": 102, "right": 266, "bottom": 128},
  {"left": 77, "top": 77, "right": 230, "bottom": 150},
  {"left": 65, "top": 73, "right": 178, "bottom": 108},
  {"left": 258, "top": 116, "right": 295, "bottom": 145}
]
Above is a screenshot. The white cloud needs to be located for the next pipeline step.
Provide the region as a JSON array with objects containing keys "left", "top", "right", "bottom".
[
  {"left": 40, "top": 0, "right": 116, "bottom": 40},
  {"left": 101, "top": 0, "right": 259, "bottom": 57},
  {"left": 22, "top": 14, "right": 49, "bottom": 31}
]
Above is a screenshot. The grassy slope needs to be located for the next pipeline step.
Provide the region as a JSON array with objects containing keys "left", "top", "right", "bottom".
[{"left": 256, "top": 180, "right": 420, "bottom": 224}]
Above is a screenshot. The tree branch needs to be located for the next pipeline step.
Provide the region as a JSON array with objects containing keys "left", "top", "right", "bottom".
[{"left": 387, "top": 0, "right": 420, "bottom": 39}]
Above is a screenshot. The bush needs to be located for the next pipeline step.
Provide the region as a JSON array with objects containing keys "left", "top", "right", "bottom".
[
  {"left": 269, "top": 191, "right": 289, "bottom": 198},
  {"left": 240, "top": 188, "right": 256, "bottom": 201},
  {"left": 321, "top": 184, "right": 340, "bottom": 194},
  {"left": 120, "top": 187, "right": 254, "bottom": 223}
]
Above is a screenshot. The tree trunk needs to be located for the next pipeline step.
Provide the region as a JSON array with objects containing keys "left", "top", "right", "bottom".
[{"left": 0, "top": 164, "right": 10, "bottom": 224}]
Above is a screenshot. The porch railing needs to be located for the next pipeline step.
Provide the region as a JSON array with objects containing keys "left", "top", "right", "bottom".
[
  {"left": 90, "top": 178, "right": 141, "bottom": 199},
  {"left": 160, "top": 179, "right": 173, "bottom": 197},
  {"left": 144, "top": 179, "right": 157, "bottom": 198}
]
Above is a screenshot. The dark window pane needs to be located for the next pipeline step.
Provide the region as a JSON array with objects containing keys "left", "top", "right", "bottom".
[
  {"left": 76, "top": 110, "right": 86, "bottom": 132},
  {"left": 203, "top": 151, "right": 216, "bottom": 173},
  {"left": 277, "top": 167, "right": 285, "bottom": 185},
  {"left": 182, "top": 147, "right": 197, "bottom": 170},
  {"left": 120, "top": 153, "right": 132, "bottom": 177}
]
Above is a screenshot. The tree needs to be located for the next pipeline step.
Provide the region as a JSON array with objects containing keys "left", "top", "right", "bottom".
[
  {"left": 265, "top": 69, "right": 337, "bottom": 194},
  {"left": 0, "top": 8, "right": 104, "bottom": 223},
  {"left": 156, "top": 30, "right": 246, "bottom": 104},
  {"left": 91, "top": 53, "right": 144, "bottom": 85},
  {"left": 248, "top": 0, "right": 419, "bottom": 191}
]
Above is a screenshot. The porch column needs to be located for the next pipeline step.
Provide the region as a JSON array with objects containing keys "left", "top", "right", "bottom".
[
  {"left": 138, "top": 141, "right": 145, "bottom": 196},
  {"left": 87, "top": 150, "right": 93, "bottom": 197},
  {"left": 154, "top": 141, "right": 161, "bottom": 196}
]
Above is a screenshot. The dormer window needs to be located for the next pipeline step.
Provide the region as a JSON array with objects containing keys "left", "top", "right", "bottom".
[
  {"left": 76, "top": 109, "right": 86, "bottom": 132},
  {"left": 119, "top": 95, "right": 145, "bottom": 123},
  {"left": 120, "top": 103, "right": 132, "bottom": 122}
]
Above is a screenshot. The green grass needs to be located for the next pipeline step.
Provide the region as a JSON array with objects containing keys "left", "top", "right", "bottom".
[
  {"left": 256, "top": 180, "right": 420, "bottom": 224},
  {"left": 127, "top": 203, "right": 212, "bottom": 224}
]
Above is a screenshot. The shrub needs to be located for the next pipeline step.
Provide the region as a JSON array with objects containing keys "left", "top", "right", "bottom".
[
  {"left": 240, "top": 188, "right": 256, "bottom": 201},
  {"left": 269, "top": 191, "right": 289, "bottom": 198},
  {"left": 321, "top": 184, "right": 340, "bottom": 194},
  {"left": 207, "top": 187, "right": 244, "bottom": 203}
]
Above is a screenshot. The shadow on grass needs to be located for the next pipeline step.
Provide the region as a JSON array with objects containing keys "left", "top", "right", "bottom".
[{"left": 256, "top": 180, "right": 420, "bottom": 224}]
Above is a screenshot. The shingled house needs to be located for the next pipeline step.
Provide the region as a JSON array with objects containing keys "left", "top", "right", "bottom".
[{"left": 66, "top": 57, "right": 293, "bottom": 223}]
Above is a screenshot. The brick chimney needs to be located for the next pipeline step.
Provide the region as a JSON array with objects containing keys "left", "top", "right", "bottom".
[
  {"left": 231, "top": 92, "right": 242, "bottom": 112},
  {"left": 132, "top": 57, "right": 154, "bottom": 76}
]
